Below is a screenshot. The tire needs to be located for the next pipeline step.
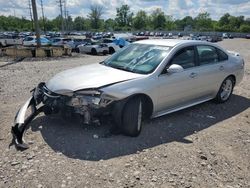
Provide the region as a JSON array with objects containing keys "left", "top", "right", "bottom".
[
  {"left": 103, "top": 50, "right": 108, "bottom": 55},
  {"left": 109, "top": 47, "right": 115, "bottom": 54},
  {"left": 91, "top": 48, "right": 97, "bottom": 55},
  {"left": 214, "top": 76, "right": 234, "bottom": 103},
  {"left": 121, "top": 97, "right": 143, "bottom": 137},
  {"left": 75, "top": 48, "right": 80, "bottom": 53}
]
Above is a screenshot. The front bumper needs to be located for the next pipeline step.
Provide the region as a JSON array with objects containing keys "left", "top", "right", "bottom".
[
  {"left": 11, "top": 83, "right": 47, "bottom": 150},
  {"left": 11, "top": 83, "right": 115, "bottom": 150}
]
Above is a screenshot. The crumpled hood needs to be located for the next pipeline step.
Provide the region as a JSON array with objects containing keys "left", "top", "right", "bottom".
[{"left": 46, "top": 63, "right": 143, "bottom": 94}]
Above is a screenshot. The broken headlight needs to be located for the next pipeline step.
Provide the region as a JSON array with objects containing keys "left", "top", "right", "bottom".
[
  {"left": 69, "top": 90, "right": 102, "bottom": 106},
  {"left": 69, "top": 90, "right": 117, "bottom": 107}
]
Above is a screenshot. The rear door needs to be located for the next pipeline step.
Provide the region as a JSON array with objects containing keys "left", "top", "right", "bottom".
[{"left": 194, "top": 45, "right": 229, "bottom": 97}]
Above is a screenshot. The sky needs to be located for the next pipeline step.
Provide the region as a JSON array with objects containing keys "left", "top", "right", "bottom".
[{"left": 0, "top": 0, "right": 249, "bottom": 21}]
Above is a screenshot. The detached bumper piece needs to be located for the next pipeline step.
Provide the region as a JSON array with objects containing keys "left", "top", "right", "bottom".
[{"left": 11, "top": 83, "right": 46, "bottom": 150}]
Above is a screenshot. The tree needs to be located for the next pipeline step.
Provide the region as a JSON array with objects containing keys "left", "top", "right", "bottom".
[
  {"left": 132, "top": 10, "right": 148, "bottom": 30},
  {"left": 219, "top": 13, "right": 230, "bottom": 26},
  {"left": 165, "top": 15, "right": 176, "bottom": 30},
  {"left": 73, "top": 16, "right": 86, "bottom": 31},
  {"left": 239, "top": 24, "right": 250, "bottom": 32},
  {"left": 194, "top": 12, "right": 213, "bottom": 31},
  {"left": 88, "top": 5, "right": 104, "bottom": 30},
  {"left": 115, "top": 4, "right": 133, "bottom": 29},
  {"left": 104, "top": 18, "right": 116, "bottom": 30},
  {"left": 151, "top": 8, "right": 166, "bottom": 30}
]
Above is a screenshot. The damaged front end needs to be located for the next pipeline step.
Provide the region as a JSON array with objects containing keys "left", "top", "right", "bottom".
[{"left": 11, "top": 82, "right": 117, "bottom": 150}]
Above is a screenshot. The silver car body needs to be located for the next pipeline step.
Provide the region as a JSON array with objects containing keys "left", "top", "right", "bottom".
[
  {"left": 47, "top": 39, "right": 244, "bottom": 117},
  {"left": 12, "top": 39, "right": 244, "bottom": 149}
]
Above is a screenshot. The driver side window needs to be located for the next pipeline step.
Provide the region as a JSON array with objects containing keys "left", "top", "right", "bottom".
[{"left": 170, "top": 46, "right": 195, "bottom": 69}]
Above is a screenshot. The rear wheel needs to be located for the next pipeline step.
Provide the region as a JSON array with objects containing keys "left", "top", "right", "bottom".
[
  {"left": 91, "top": 48, "right": 97, "bottom": 55},
  {"left": 103, "top": 50, "right": 108, "bottom": 55},
  {"left": 215, "top": 76, "right": 234, "bottom": 103},
  {"left": 109, "top": 47, "right": 115, "bottom": 54},
  {"left": 121, "top": 97, "right": 143, "bottom": 137}
]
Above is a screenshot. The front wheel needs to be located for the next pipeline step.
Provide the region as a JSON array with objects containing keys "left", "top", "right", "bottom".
[
  {"left": 121, "top": 97, "right": 143, "bottom": 137},
  {"left": 215, "top": 77, "right": 234, "bottom": 103}
]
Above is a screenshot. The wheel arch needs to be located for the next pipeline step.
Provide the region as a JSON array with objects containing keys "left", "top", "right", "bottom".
[
  {"left": 112, "top": 93, "right": 154, "bottom": 127},
  {"left": 227, "top": 74, "right": 236, "bottom": 86},
  {"left": 123, "top": 93, "right": 154, "bottom": 119}
]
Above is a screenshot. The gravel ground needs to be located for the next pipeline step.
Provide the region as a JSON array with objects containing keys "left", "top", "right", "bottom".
[{"left": 0, "top": 39, "right": 249, "bottom": 188}]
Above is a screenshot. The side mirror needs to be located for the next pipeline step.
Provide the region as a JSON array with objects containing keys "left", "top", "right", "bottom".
[{"left": 167, "top": 64, "right": 184, "bottom": 73}]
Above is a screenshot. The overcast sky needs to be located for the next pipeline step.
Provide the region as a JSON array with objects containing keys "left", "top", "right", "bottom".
[{"left": 0, "top": 0, "right": 249, "bottom": 20}]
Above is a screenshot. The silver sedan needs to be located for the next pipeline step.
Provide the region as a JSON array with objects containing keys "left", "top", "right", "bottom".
[{"left": 12, "top": 39, "right": 244, "bottom": 149}]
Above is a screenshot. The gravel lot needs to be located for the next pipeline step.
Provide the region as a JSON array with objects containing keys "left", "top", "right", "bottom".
[{"left": 0, "top": 39, "right": 249, "bottom": 188}]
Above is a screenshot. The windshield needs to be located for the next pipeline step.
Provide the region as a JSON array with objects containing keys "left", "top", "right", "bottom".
[{"left": 102, "top": 43, "right": 171, "bottom": 74}]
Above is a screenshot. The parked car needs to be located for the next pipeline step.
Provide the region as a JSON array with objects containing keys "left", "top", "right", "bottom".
[
  {"left": 92, "top": 34, "right": 103, "bottom": 40},
  {"left": 103, "top": 32, "right": 114, "bottom": 38},
  {"left": 222, "top": 33, "right": 229, "bottom": 39},
  {"left": 149, "top": 32, "right": 155, "bottom": 36},
  {"left": 77, "top": 41, "right": 109, "bottom": 55},
  {"left": 0, "top": 35, "right": 23, "bottom": 47},
  {"left": 246, "top": 34, "right": 250, "bottom": 39},
  {"left": 101, "top": 38, "right": 130, "bottom": 54},
  {"left": 178, "top": 33, "right": 183, "bottom": 38},
  {"left": 51, "top": 38, "right": 74, "bottom": 48},
  {"left": 12, "top": 39, "right": 244, "bottom": 149},
  {"left": 23, "top": 36, "right": 51, "bottom": 46}
]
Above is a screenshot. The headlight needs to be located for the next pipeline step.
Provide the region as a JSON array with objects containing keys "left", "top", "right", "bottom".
[
  {"left": 70, "top": 90, "right": 117, "bottom": 107},
  {"left": 68, "top": 90, "right": 101, "bottom": 106}
]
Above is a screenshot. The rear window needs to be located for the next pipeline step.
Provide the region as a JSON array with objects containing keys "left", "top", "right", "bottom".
[
  {"left": 25, "top": 37, "right": 34, "bottom": 41},
  {"left": 217, "top": 49, "right": 228, "bottom": 61},
  {"left": 197, "top": 45, "right": 219, "bottom": 65},
  {"left": 74, "top": 39, "right": 83, "bottom": 42},
  {"left": 63, "top": 39, "right": 72, "bottom": 42},
  {"left": 52, "top": 39, "right": 60, "bottom": 42}
]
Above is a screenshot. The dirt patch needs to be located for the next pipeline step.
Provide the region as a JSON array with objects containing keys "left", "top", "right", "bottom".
[{"left": 0, "top": 39, "right": 249, "bottom": 188}]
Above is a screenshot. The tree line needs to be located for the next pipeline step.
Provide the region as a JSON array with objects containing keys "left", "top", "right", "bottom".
[{"left": 0, "top": 4, "right": 250, "bottom": 33}]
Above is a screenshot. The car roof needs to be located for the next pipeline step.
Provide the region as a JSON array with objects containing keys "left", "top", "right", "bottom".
[{"left": 135, "top": 39, "right": 210, "bottom": 47}]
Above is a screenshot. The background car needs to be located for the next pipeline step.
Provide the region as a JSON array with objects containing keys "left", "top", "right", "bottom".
[
  {"left": 51, "top": 38, "right": 74, "bottom": 48},
  {"left": 77, "top": 41, "right": 109, "bottom": 55},
  {"left": 23, "top": 36, "right": 51, "bottom": 46}
]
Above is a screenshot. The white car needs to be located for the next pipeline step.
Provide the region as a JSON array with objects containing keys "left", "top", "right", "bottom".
[
  {"left": 99, "top": 38, "right": 121, "bottom": 54},
  {"left": 78, "top": 42, "right": 109, "bottom": 55},
  {"left": 12, "top": 39, "right": 244, "bottom": 149}
]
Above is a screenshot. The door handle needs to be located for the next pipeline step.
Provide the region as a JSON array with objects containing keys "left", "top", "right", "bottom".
[
  {"left": 189, "top": 72, "right": 198, "bottom": 78},
  {"left": 219, "top": 66, "right": 224, "bottom": 71}
]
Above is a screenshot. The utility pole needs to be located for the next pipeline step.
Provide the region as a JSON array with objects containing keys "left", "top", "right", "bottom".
[
  {"left": 58, "top": 0, "right": 64, "bottom": 35},
  {"left": 31, "top": 0, "right": 41, "bottom": 47},
  {"left": 66, "top": 11, "right": 70, "bottom": 31},
  {"left": 40, "top": 0, "right": 46, "bottom": 34},
  {"left": 28, "top": 0, "right": 34, "bottom": 31},
  {"left": 64, "top": 0, "right": 67, "bottom": 33}
]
